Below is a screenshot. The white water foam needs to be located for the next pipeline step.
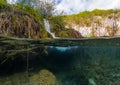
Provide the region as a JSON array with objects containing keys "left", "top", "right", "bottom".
[{"left": 44, "top": 19, "right": 56, "bottom": 38}]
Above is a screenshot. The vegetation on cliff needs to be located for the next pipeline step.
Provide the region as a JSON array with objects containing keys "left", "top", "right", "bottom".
[
  {"left": 49, "top": 16, "right": 82, "bottom": 38},
  {"left": 0, "top": 0, "right": 51, "bottom": 39},
  {"left": 49, "top": 9, "right": 120, "bottom": 37},
  {"left": 63, "top": 9, "right": 116, "bottom": 26}
]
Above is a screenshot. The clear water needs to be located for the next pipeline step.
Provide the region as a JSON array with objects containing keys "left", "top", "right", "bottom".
[{"left": 0, "top": 42, "right": 120, "bottom": 85}]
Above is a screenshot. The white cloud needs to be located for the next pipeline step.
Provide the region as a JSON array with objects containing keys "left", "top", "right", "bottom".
[
  {"left": 7, "top": 0, "right": 18, "bottom": 4},
  {"left": 56, "top": 0, "right": 120, "bottom": 14},
  {"left": 6, "top": 0, "right": 120, "bottom": 14}
]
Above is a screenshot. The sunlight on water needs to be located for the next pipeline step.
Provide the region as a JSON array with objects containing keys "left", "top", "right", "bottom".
[{"left": 50, "top": 46, "right": 78, "bottom": 52}]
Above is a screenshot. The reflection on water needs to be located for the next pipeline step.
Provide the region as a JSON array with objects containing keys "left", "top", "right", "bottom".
[{"left": 0, "top": 45, "right": 120, "bottom": 85}]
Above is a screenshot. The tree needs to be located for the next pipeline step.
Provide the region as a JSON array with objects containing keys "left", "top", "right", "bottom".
[
  {"left": 33, "top": 0, "right": 56, "bottom": 18},
  {"left": 0, "top": 0, "right": 7, "bottom": 4},
  {"left": 19, "top": 0, "right": 56, "bottom": 18},
  {"left": 8, "top": 0, "right": 62, "bottom": 17}
]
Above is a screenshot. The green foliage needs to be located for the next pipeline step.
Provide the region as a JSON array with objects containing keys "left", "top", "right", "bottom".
[
  {"left": 0, "top": 2, "right": 50, "bottom": 39},
  {"left": 88, "top": 33, "right": 95, "bottom": 38},
  {"left": 49, "top": 16, "right": 65, "bottom": 32},
  {"left": 0, "top": 0, "right": 6, "bottom": 5},
  {"left": 15, "top": 2, "right": 50, "bottom": 38},
  {"left": 0, "top": 1, "right": 43, "bottom": 22},
  {"left": 57, "top": 29, "right": 82, "bottom": 38},
  {"left": 63, "top": 11, "right": 93, "bottom": 26},
  {"left": 0, "top": 0, "right": 11, "bottom": 12},
  {"left": 16, "top": 3, "right": 43, "bottom": 21},
  {"left": 48, "top": 16, "right": 82, "bottom": 38},
  {"left": 62, "top": 9, "right": 116, "bottom": 26},
  {"left": 15, "top": 2, "right": 24, "bottom": 9},
  {"left": 58, "top": 31, "right": 69, "bottom": 38},
  {"left": 90, "top": 9, "right": 114, "bottom": 18},
  {"left": 24, "top": 6, "right": 43, "bottom": 21},
  {"left": 20, "top": 0, "right": 56, "bottom": 18},
  {"left": 78, "top": 11, "right": 91, "bottom": 18}
]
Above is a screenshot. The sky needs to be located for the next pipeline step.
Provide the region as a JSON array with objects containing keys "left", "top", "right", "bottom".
[
  {"left": 7, "top": 0, "right": 120, "bottom": 15},
  {"left": 56, "top": 0, "right": 120, "bottom": 14}
]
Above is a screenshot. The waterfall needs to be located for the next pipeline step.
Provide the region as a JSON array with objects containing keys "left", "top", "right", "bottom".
[{"left": 44, "top": 19, "right": 56, "bottom": 38}]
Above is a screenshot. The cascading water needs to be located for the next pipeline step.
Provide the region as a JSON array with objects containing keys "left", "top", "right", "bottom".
[{"left": 44, "top": 19, "right": 56, "bottom": 38}]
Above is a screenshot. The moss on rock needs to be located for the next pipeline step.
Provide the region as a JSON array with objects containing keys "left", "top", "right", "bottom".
[{"left": 30, "top": 69, "right": 58, "bottom": 85}]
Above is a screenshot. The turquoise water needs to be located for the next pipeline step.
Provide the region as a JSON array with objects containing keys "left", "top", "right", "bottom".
[{"left": 0, "top": 44, "right": 120, "bottom": 85}]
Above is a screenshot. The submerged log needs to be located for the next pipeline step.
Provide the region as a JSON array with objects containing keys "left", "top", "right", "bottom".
[{"left": 0, "top": 35, "right": 120, "bottom": 64}]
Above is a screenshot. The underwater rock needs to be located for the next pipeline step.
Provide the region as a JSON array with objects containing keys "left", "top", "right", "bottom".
[
  {"left": 30, "top": 69, "right": 58, "bottom": 85},
  {"left": 88, "top": 78, "right": 97, "bottom": 85},
  {"left": 0, "top": 69, "right": 58, "bottom": 85}
]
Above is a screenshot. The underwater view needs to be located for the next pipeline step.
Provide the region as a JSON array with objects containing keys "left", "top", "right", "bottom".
[{"left": 0, "top": 37, "right": 120, "bottom": 85}]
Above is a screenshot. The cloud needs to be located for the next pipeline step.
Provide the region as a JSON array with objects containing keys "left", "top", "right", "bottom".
[
  {"left": 7, "top": 0, "right": 120, "bottom": 14},
  {"left": 56, "top": 0, "right": 120, "bottom": 14},
  {"left": 7, "top": 0, "right": 18, "bottom": 4},
  {"left": 56, "top": 0, "right": 62, "bottom": 4}
]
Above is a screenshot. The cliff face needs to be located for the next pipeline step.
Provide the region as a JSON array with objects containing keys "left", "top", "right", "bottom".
[
  {"left": 66, "top": 16, "right": 120, "bottom": 37},
  {"left": 0, "top": 4, "right": 49, "bottom": 39},
  {"left": 63, "top": 9, "right": 120, "bottom": 37}
]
